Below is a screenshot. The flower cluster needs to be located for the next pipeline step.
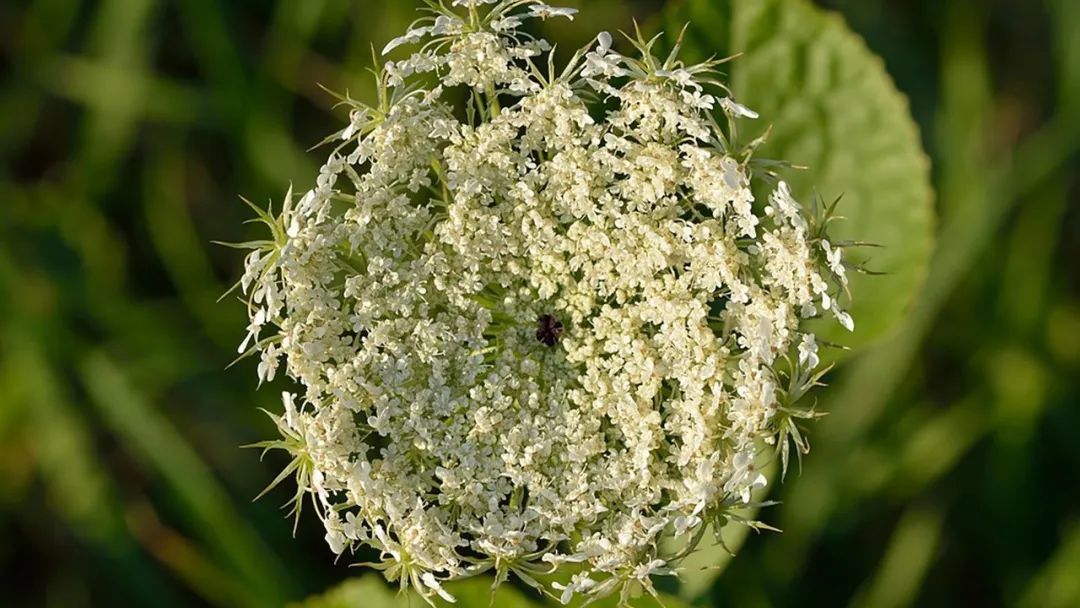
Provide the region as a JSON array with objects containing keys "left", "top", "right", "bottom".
[{"left": 234, "top": 1, "right": 855, "bottom": 604}]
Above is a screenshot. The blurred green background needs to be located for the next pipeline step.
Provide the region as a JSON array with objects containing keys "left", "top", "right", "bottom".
[{"left": 1, "top": 0, "right": 1078, "bottom": 606}]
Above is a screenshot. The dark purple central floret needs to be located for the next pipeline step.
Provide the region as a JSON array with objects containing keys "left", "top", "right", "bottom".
[{"left": 535, "top": 314, "right": 564, "bottom": 346}]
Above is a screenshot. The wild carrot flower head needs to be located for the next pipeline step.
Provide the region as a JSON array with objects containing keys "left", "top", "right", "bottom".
[{"left": 234, "top": 1, "right": 854, "bottom": 604}]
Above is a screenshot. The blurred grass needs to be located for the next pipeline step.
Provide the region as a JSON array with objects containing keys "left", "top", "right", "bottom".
[{"left": 1, "top": 0, "right": 1078, "bottom": 607}]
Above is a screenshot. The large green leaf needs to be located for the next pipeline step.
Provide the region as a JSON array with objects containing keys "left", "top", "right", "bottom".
[
  {"left": 289, "top": 577, "right": 398, "bottom": 608},
  {"left": 291, "top": 576, "right": 544, "bottom": 608},
  {"left": 444, "top": 577, "right": 545, "bottom": 607},
  {"left": 292, "top": 573, "right": 694, "bottom": 608},
  {"left": 665, "top": 0, "right": 935, "bottom": 349}
]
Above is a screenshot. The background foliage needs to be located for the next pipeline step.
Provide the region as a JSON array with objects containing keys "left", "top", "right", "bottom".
[{"left": 1, "top": 0, "right": 1078, "bottom": 606}]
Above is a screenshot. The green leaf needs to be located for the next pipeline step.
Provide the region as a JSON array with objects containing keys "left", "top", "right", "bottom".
[
  {"left": 444, "top": 577, "right": 545, "bottom": 607},
  {"left": 290, "top": 576, "right": 544, "bottom": 608},
  {"left": 289, "top": 577, "right": 398, "bottom": 608},
  {"left": 665, "top": 0, "right": 935, "bottom": 350},
  {"left": 290, "top": 573, "right": 691, "bottom": 608}
]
